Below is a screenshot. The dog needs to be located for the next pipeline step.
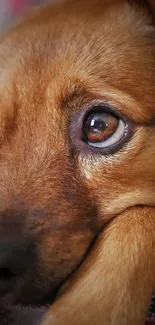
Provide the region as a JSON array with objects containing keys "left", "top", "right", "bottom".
[{"left": 0, "top": 0, "right": 155, "bottom": 324}]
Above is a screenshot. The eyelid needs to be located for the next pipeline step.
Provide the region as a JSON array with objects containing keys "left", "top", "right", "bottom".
[{"left": 82, "top": 100, "right": 130, "bottom": 124}]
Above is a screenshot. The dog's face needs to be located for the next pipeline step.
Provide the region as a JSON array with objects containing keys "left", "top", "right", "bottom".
[{"left": 0, "top": 0, "right": 155, "bottom": 306}]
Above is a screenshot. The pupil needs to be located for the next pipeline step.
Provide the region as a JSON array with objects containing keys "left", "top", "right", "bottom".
[
  {"left": 84, "top": 112, "right": 118, "bottom": 144},
  {"left": 85, "top": 114, "right": 109, "bottom": 142},
  {"left": 90, "top": 117, "right": 107, "bottom": 132}
]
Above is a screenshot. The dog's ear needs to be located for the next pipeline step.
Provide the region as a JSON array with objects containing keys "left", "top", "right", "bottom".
[{"left": 43, "top": 206, "right": 155, "bottom": 325}]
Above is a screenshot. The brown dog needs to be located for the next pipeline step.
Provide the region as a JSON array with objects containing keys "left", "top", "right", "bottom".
[{"left": 0, "top": 0, "right": 155, "bottom": 325}]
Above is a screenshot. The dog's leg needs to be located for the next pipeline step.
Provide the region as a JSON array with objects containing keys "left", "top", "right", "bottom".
[{"left": 42, "top": 206, "right": 155, "bottom": 325}]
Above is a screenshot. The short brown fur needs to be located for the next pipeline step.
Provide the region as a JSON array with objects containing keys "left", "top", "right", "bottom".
[{"left": 0, "top": 0, "right": 155, "bottom": 324}]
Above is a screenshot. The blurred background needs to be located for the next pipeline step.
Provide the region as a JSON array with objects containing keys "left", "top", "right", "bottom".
[{"left": 0, "top": 0, "right": 49, "bottom": 31}]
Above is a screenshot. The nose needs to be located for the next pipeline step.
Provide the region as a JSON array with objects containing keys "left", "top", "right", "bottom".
[{"left": 0, "top": 240, "right": 32, "bottom": 294}]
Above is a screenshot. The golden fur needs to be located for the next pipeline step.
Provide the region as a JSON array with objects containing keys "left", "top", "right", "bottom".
[{"left": 0, "top": 0, "right": 155, "bottom": 324}]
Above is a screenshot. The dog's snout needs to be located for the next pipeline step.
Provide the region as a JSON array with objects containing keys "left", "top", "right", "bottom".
[{"left": 0, "top": 240, "right": 31, "bottom": 294}]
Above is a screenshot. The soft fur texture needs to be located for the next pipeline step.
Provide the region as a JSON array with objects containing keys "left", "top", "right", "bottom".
[{"left": 0, "top": 0, "right": 155, "bottom": 325}]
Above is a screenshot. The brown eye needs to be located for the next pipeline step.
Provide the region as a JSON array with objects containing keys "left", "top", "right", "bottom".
[
  {"left": 84, "top": 113, "right": 118, "bottom": 142},
  {"left": 83, "top": 111, "right": 125, "bottom": 148}
]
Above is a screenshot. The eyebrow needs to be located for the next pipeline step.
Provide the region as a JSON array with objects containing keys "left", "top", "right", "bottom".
[
  {"left": 57, "top": 81, "right": 155, "bottom": 126},
  {"left": 58, "top": 84, "right": 92, "bottom": 115}
]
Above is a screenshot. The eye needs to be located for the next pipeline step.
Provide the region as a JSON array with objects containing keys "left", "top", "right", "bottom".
[
  {"left": 83, "top": 109, "right": 126, "bottom": 148},
  {"left": 70, "top": 101, "right": 132, "bottom": 156}
]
